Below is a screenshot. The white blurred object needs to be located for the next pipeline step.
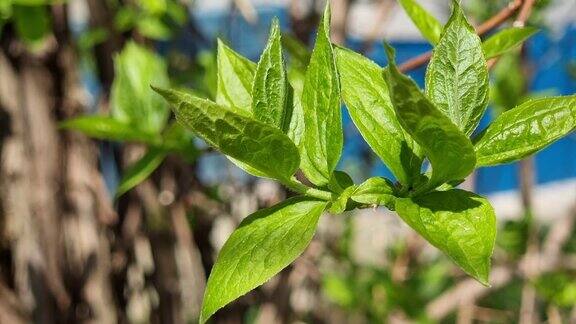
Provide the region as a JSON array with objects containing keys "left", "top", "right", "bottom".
[
  {"left": 543, "top": 0, "right": 576, "bottom": 37},
  {"left": 347, "top": 0, "right": 449, "bottom": 42},
  {"left": 487, "top": 178, "right": 576, "bottom": 223},
  {"left": 350, "top": 208, "right": 408, "bottom": 267}
]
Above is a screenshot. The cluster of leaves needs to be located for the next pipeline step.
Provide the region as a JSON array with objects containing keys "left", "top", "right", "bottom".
[
  {"left": 150, "top": 1, "right": 576, "bottom": 322},
  {"left": 61, "top": 42, "right": 197, "bottom": 197}
]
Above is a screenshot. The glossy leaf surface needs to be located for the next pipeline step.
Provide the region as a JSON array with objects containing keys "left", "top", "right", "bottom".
[
  {"left": 384, "top": 44, "right": 476, "bottom": 191},
  {"left": 395, "top": 189, "right": 496, "bottom": 285},
  {"left": 482, "top": 27, "right": 538, "bottom": 59},
  {"left": 425, "top": 1, "right": 489, "bottom": 136},
  {"left": 251, "top": 19, "right": 292, "bottom": 131},
  {"left": 398, "top": 0, "right": 443, "bottom": 45},
  {"left": 335, "top": 46, "right": 421, "bottom": 185},
  {"left": 200, "top": 197, "right": 327, "bottom": 323},
  {"left": 474, "top": 96, "right": 576, "bottom": 166},
  {"left": 154, "top": 87, "right": 300, "bottom": 181},
  {"left": 216, "top": 40, "right": 256, "bottom": 113},
  {"left": 301, "top": 4, "right": 342, "bottom": 186}
]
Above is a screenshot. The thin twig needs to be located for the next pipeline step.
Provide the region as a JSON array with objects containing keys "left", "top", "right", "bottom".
[{"left": 399, "top": 0, "right": 524, "bottom": 72}]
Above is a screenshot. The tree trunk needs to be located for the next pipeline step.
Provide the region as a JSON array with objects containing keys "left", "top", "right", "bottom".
[{"left": 0, "top": 7, "right": 117, "bottom": 323}]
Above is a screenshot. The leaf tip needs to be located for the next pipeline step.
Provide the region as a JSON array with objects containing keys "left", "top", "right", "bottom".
[
  {"left": 320, "top": 0, "right": 331, "bottom": 33},
  {"left": 477, "top": 271, "right": 491, "bottom": 287},
  {"left": 216, "top": 38, "right": 227, "bottom": 52},
  {"left": 270, "top": 16, "right": 280, "bottom": 31},
  {"left": 150, "top": 84, "right": 170, "bottom": 99},
  {"left": 382, "top": 42, "right": 398, "bottom": 73}
]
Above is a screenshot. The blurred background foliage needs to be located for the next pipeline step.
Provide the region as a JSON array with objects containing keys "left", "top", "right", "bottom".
[{"left": 0, "top": 0, "right": 575, "bottom": 323}]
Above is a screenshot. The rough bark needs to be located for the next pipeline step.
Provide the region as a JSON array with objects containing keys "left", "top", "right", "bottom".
[{"left": 0, "top": 9, "right": 116, "bottom": 323}]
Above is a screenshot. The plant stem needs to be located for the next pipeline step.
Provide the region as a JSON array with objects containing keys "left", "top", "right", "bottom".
[{"left": 282, "top": 178, "right": 333, "bottom": 201}]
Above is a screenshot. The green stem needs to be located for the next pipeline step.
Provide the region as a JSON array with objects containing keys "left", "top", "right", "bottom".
[{"left": 282, "top": 178, "right": 333, "bottom": 201}]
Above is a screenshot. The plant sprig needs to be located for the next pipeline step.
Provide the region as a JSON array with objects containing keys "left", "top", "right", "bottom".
[{"left": 146, "top": 1, "right": 575, "bottom": 323}]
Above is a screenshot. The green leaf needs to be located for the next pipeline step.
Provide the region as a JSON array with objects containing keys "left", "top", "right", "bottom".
[
  {"left": 251, "top": 18, "right": 292, "bottom": 132},
  {"left": 13, "top": 5, "right": 50, "bottom": 44},
  {"left": 301, "top": 3, "right": 342, "bottom": 186},
  {"left": 490, "top": 53, "right": 525, "bottom": 114},
  {"left": 216, "top": 40, "right": 257, "bottom": 113},
  {"left": 482, "top": 27, "right": 538, "bottom": 59},
  {"left": 351, "top": 177, "right": 395, "bottom": 207},
  {"left": 77, "top": 27, "right": 109, "bottom": 51},
  {"left": 286, "top": 67, "right": 306, "bottom": 147},
  {"left": 383, "top": 44, "right": 476, "bottom": 191},
  {"left": 327, "top": 170, "right": 354, "bottom": 194},
  {"left": 425, "top": 1, "right": 489, "bottom": 136},
  {"left": 395, "top": 189, "right": 496, "bottom": 285},
  {"left": 200, "top": 197, "right": 327, "bottom": 323},
  {"left": 114, "top": 7, "right": 137, "bottom": 32},
  {"left": 160, "top": 122, "right": 198, "bottom": 161},
  {"left": 137, "top": 0, "right": 166, "bottom": 15},
  {"left": 166, "top": 1, "right": 187, "bottom": 26},
  {"left": 328, "top": 185, "right": 357, "bottom": 214},
  {"left": 111, "top": 42, "right": 170, "bottom": 133},
  {"left": 474, "top": 95, "right": 576, "bottom": 166},
  {"left": 153, "top": 87, "right": 301, "bottom": 181},
  {"left": 60, "top": 116, "right": 158, "bottom": 143},
  {"left": 398, "top": 0, "right": 443, "bottom": 45},
  {"left": 136, "top": 16, "right": 172, "bottom": 40},
  {"left": 116, "top": 148, "right": 167, "bottom": 198},
  {"left": 281, "top": 33, "right": 311, "bottom": 69},
  {"left": 335, "top": 46, "right": 422, "bottom": 186}
]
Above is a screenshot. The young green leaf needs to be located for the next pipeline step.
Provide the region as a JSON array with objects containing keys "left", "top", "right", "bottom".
[
  {"left": 490, "top": 53, "right": 525, "bottom": 115},
  {"left": 351, "top": 177, "right": 396, "bottom": 207},
  {"left": 216, "top": 40, "right": 256, "bottom": 113},
  {"left": 281, "top": 33, "right": 311, "bottom": 69},
  {"left": 200, "top": 197, "right": 327, "bottom": 323},
  {"left": 482, "top": 27, "right": 538, "bottom": 59},
  {"left": 335, "top": 46, "right": 422, "bottom": 186},
  {"left": 474, "top": 96, "right": 576, "bottom": 166},
  {"left": 60, "top": 116, "right": 158, "bottom": 144},
  {"left": 153, "top": 87, "right": 300, "bottom": 181},
  {"left": 395, "top": 189, "right": 496, "bottom": 285},
  {"left": 116, "top": 148, "right": 167, "bottom": 198},
  {"left": 327, "top": 170, "right": 354, "bottom": 194},
  {"left": 398, "top": 0, "right": 443, "bottom": 45},
  {"left": 251, "top": 18, "right": 292, "bottom": 132},
  {"left": 301, "top": 3, "right": 343, "bottom": 186},
  {"left": 160, "top": 122, "right": 199, "bottom": 161},
  {"left": 328, "top": 185, "right": 357, "bottom": 214},
  {"left": 111, "top": 42, "right": 170, "bottom": 133},
  {"left": 136, "top": 16, "right": 172, "bottom": 40},
  {"left": 13, "top": 4, "right": 50, "bottom": 44},
  {"left": 383, "top": 44, "right": 476, "bottom": 191},
  {"left": 286, "top": 67, "right": 306, "bottom": 147},
  {"left": 425, "top": 1, "right": 489, "bottom": 136}
]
